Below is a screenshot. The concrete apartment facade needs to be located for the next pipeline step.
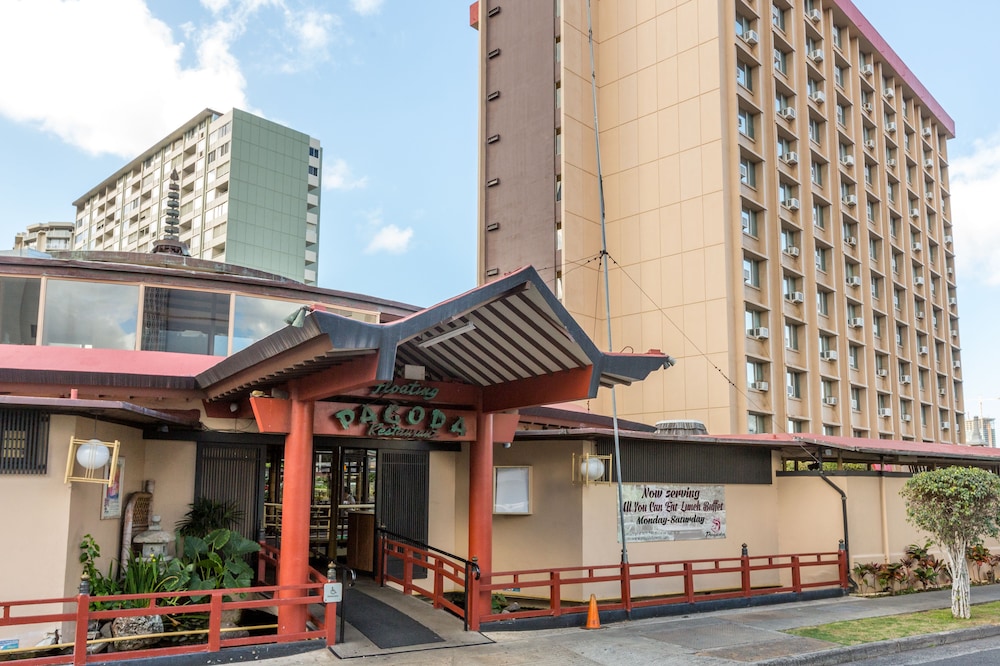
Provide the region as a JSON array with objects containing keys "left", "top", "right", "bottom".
[
  {"left": 72, "top": 109, "right": 322, "bottom": 284},
  {"left": 13, "top": 222, "right": 75, "bottom": 253},
  {"left": 475, "top": 0, "right": 963, "bottom": 441}
]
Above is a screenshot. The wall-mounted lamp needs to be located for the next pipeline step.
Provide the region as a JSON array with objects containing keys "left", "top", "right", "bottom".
[
  {"left": 572, "top": 452, "right": 612, "bottom": 485},
  {"left": 65, "top": 437, "right": 121, "bottom": 485},
  {"left": 418, "top": 322, "right": 476, "bottom": 349}
]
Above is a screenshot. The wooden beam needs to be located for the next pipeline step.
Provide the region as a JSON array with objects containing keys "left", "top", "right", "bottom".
[{"left": 481, "top": 367, "right": 594, "bottom": 413}]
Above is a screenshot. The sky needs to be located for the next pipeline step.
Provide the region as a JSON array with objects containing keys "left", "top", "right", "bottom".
[{"left": 0, "top": 0, "right": 998, "bottom": 423}]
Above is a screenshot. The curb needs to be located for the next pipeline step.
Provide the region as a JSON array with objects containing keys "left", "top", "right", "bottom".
[{"left": 756, "top": 624, "right": 1000, "bottom": 665}]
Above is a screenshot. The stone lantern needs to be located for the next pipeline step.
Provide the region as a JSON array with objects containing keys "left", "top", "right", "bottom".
[{"left": 132, "top": 515, "right": 173, "bottom": 560}]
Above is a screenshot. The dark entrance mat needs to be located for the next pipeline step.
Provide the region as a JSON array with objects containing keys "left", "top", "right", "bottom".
[{"left": 341, "top": 587, "right": 444, "bottom": 649}]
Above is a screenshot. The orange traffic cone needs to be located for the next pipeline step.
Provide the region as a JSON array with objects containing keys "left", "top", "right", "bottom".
[{"left": 583, "top": 594, "right": 601, "bottom": 629}]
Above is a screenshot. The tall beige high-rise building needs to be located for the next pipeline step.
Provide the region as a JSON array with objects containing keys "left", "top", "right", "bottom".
[
  {"left": 474, "top": 0, "right": 964, "bottom": 442},
  {"left": 73, "top": 109, "right": 322, "bottom": 285}
]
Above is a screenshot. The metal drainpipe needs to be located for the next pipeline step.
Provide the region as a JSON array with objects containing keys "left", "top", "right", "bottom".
[{"left": 817, "top": 472, "right": 858, "bottom": 592}]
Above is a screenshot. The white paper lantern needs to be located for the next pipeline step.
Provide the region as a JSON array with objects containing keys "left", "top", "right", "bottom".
[
  {"left": 580, "top": 456, "right": 605, "bottom": 482},
  {"left": 76, "top": 439, "right": 110, "bottom": 470}
]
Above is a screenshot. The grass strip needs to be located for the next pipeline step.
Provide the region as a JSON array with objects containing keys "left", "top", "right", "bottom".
[{"left": 787, "top": 601, "right": 1000, "bottom": 646}]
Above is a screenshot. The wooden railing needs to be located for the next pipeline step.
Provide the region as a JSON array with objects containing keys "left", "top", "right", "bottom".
[
  {"left": 378, "top": 530, "right": 479, "bottom": 630},
  {"left": 477, "top": 548, "right": 848, "bottom": 626},
  {"left": 378, "top": 537, "right": 848, "bottom": 630},
  {"left": 1, "top": 552, "right": 338, "bottom": 665}
]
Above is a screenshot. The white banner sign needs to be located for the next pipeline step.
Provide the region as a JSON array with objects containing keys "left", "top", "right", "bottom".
[{"left": 618, "top": 484, "right": 726, "bottom": 542}]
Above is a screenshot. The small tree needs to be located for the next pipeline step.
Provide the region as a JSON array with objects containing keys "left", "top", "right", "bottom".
[{"left": 901, "top": 466, "right": 1000, "bottom": 618}]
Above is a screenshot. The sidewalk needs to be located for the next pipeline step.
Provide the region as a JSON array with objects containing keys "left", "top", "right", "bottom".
[{"left": 263, "top": 584, "right": 1000, "bottom": 665}]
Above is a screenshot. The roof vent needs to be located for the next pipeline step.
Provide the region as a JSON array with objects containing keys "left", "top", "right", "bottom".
[{"left": 654, "top": 420, "right": 708, "bottom": 436}]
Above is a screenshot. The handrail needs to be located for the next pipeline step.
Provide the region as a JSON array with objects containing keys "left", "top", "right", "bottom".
[{"left": 377, "top": 527, "right": 473, "bottom": 568}]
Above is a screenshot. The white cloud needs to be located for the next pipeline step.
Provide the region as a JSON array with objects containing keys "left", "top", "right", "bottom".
[
  {"left": 950, "top": 134, "right": 1000, "bottom": 286},
  {"left": 350, "top": 0, "right": 383, "bottom": 16},
  {"left": 324, "top": 158, "right": 368, "bottom": 190},
  {"left": 0, "top": 0, "right": 249, "bottom": 158},
  {"left": 278, "top": 7, "right": 342, "bottom": 73},
  {"left": 365, "top": 224, "right": 414, "bottom": 255}
]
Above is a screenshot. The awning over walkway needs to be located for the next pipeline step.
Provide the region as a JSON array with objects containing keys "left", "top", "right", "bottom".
[{"left": 198, "top": 266, "right": 675, "bottom": 411}]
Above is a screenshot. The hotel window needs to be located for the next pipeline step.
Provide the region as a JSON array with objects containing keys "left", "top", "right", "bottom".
[
  {"left": 847, "top": 302, "right": 861, "bottom": 322},
  {"left": 308, "top": 165, "right": 319, "bottom": 176},
  {"left": 747, "top": 412, "right": 768, "bottom": 434},
  {"left": 788, "top": 419, "right": 806, "bottom": 434},
  {"left": 833, "top": 65, "right": 844, "bottom": 88},
  {"left": 871, "top": 275, "right": 882, "bottom": 301},
  {"left": 555, "top": 128, "right": 562, "bottom": 155},
  {"left": 851, "top": 387, "right": 862, "bottom": 412},
  {"left": 772, "top": 4, "right": 786, "bottom": 31},
  {"left": 817, "top": 289, "right": 829, "bottom": 316},
  {"left": 813, "top": 202, "right": 826, "bottom": 229},
  {"left": 823, "top": 425, "right": 838, "bottom": 436},
  {"left": 308, "top": 146, "right": 320, "bottom": 158},
  {"left": 555, "top": 174, "right": 562, "bottom": 201},
  {"left": 848, "top": 344, "right": 860, "bottom": 369},
  {"left": 811, "top": 161, "right": 824, "bottom": 186},
  {"left": 743, "top": 256, "right": 762, "bottom": 287},
  {"left": 775, "top": 91, "right": 791, "bottom": 112},
  {"left": 774, "top": 48, "right": 788, "bottom": 75},
  {"left": 894, "top": 288, "right": 903, "bottom": 311},
  {"left": 873, "top": 314, "right": 885, "bottom": 339},
  {"left": 878, "top": 393, "right": 890, "bottom": 414},
  {"left": 737, "top": 60, "right": 754, "bottom": 91},
  {"left": 807, "top": 78, "right": 821, "bottom": 96},
  {"left": 889, "top": 217, "right": 899, "bottom": 239},
  {"left": 784, "top": 275, "right": 801, "bottom": 298},
  {"left": 866, "top": 200, "right": 876, "bottom": 222},
  {"left": 779, "top": 182, "right": 795, "bottom": 205},
  {"left": 740, "top": 157, "right": 757, "bottom": 187},
  {"left": 815, "top": 247, "right": 829, "bottom": 272},
  {"left": 895, "top": 323, "right": 905, "bottom": 347},
  {"left": 738, "top": 108, "right": 756, "bottom": 139},
  {"left": 781, "top": 228, "right": 798, "bottom": 253},
  {"left": 831, "top": 24, "right": 842, "bottom": 49},
  {"left": 869, "top": 237, "right": 881, "bottom": 261},
  {"left": 820, "top": 334, "right": 835, "bottom": 354},
  {"left": 746, "top": 307, "right": 765, "bottom": 332},
  {"left": 785, "top": 322, "right": 800, "bottom": 350},
  {"left": 742, "top": 206, "right": 759, "bottom": 236},
  {"left": 777, "top": 136, "right": 792, "bottom": 159},
  {"left": 887, "top": 182, "right": 897, "bottom": 204},
  {"left": 808, "top": 118, "right": 822, "bottom": 144},
  {"left": 747, "top": 360, "right": 767, "bottom": 386},
  {"left": 785, "top": 370, "right": 802, "bottom": 398},
  {"left": 840, "top": 182, "right": 854, "bottom": 202},
  {"left": 821, "top": 379, "right": 836, "bottom": 401},
  {"left": 835, "top": 104, "right": 846, "bottom": 127},
  {"left": 736, "top": 14, "right": 754, "bottom": 38}
]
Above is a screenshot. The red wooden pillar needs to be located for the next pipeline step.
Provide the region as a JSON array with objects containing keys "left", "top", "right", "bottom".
[
  {"left": 468, "top": 411, "right": 493, "bottom": 630},
  {"left": 278, "top": 397, "right": 315, "bottom": 634}
]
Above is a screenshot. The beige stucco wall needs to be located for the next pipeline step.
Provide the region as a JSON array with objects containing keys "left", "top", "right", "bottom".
[
  {"left": 777, "top": 473, "right": 1000, "bottom": 579},
  {"left": 0, "top": 415, "right": 198, "bottom": 647}
]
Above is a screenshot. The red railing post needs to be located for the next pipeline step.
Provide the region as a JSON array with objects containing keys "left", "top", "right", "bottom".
[
  {"left": 433, "top": 559, "right": 444, "bottom": 610},
  {"left": 740, "top": 544, "right": 751, "bottom": 596},
  {"left": 551, "top": 571, "right": 561, "bottom": 616},
  {"left": 208, "top": 591, "right": 223, "bottom": 652},
  {"left": 684, "top": 562, "right": 695, "bottom": 603},
  {"left": 791, "top": 555, "right": 802, "bottom": 592},
  {"left": 73, "top": 576, "right": 91, "bottom": 666},
  {"left": 621, "top": 561, "right": 632, "bottom": 613},
  {"left": 257, "top": 541, "right": 266, "bottom": 583}
]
